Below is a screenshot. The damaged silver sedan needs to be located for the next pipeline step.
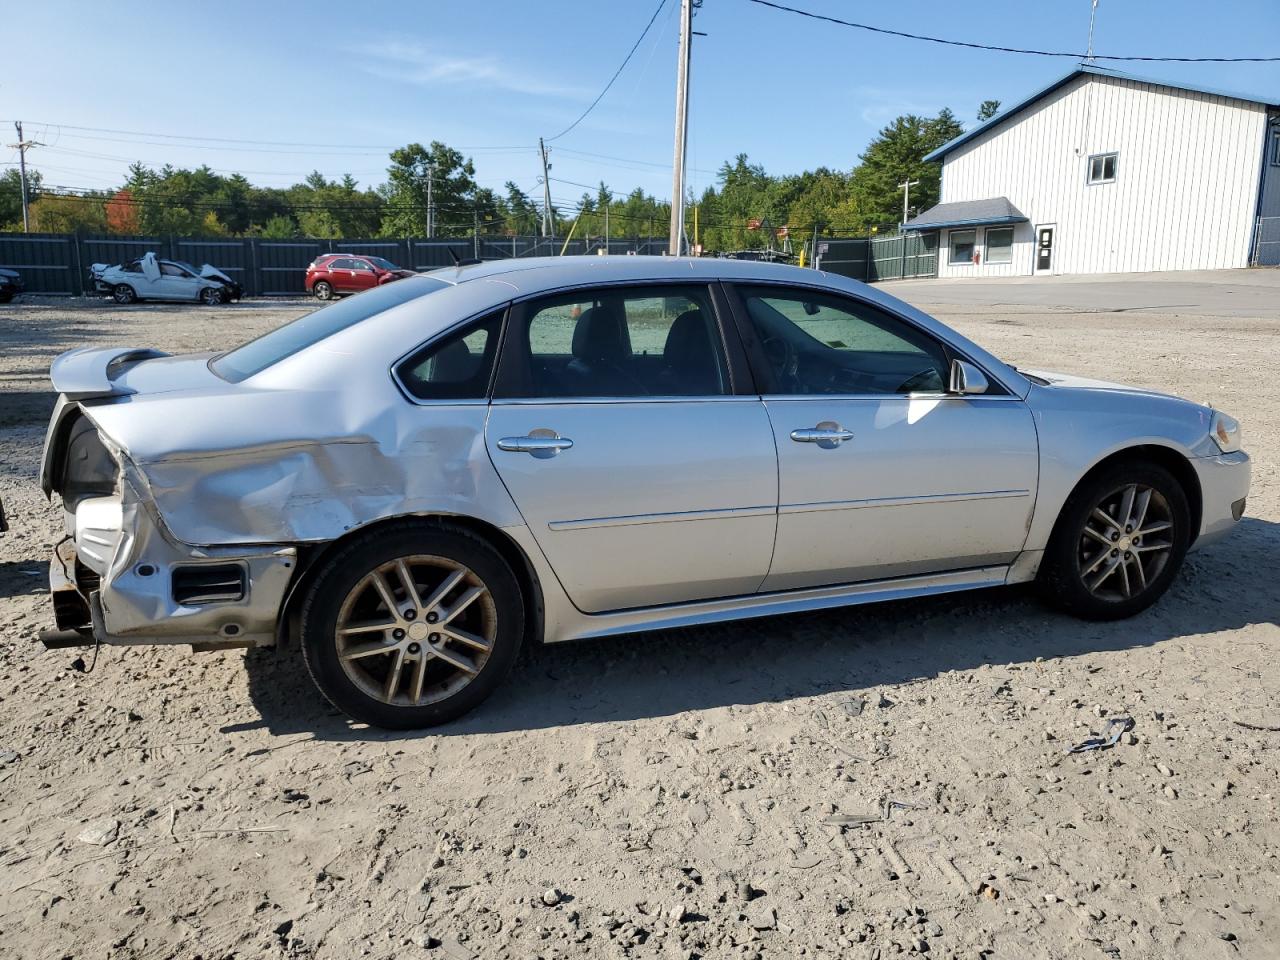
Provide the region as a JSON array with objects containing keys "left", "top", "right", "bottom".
[{"left": 34, "top": 257, "right": 1250, "bottom": 728}]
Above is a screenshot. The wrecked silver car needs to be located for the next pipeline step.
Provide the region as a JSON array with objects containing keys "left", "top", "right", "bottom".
[
  {"left": 35, "top": 257, "right": 1249, "bottom": 728},
  {"left": 90, "top": 251, "right": 242, "bottom": 304}
]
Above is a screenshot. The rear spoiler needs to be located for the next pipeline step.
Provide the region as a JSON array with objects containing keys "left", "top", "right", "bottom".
[{"left": 50, "top": 347, "right": 170, "bottom": 400}]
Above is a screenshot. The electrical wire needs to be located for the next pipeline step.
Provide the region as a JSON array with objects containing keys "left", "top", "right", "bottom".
[
  {"left": 544, "top": 0, "right": 669, "bottom": 142},
  {"left": 744, "top": 0, "right": 1280, "bottom": 62}
]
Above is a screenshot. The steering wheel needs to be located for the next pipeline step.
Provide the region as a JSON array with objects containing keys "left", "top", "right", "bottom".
[
  {"left": 761, "top": 336, "right": 800, "bottom": 391},
  {"left": 896, "top": 367, "right": 943, "bottom": 394}
]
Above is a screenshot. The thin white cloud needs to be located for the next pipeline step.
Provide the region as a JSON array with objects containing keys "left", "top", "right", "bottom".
[{"left": 352, "top": 40, "right": 587, "bottom": 101}]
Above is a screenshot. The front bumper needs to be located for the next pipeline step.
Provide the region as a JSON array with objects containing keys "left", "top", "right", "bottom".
[
  {"left": 1190, "top": 450, "right": 1251, "bottom": 549},
  {"left": 49, "top": 474, "right": 296, "bottom": 649}
]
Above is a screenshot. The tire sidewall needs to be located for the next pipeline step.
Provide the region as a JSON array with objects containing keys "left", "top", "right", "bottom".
[
  {"left": 1042, "top": 461, "right": 1191, "bottom": 620},
  {"left": 314, "top": 281, "right": 332, "bottom": 300},
  {"left": 113, "top": 284, "right": 136, "bottom": 304},
  {"left": 300, "top": 524, "right": 525, "bottom": 729}
]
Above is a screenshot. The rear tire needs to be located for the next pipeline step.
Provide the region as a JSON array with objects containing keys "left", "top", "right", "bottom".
[
  {"left": 112, "top": 284, "right": 137, "bottom": 304},
  {"left": 299, "top": 521, "right": 525, "bottom": 729},
  {"left": 313, "top": 280, "right": 333, "bottom": 301},
  {"left": 1039, "top": 460, "right": 1191, "bottom": 620}
]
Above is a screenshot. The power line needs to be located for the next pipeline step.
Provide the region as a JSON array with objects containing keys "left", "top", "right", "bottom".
[
  {"left": 544, "top": 0, "right": 669, "bottom": 142},
  {"left": 744, "top": 0, "right": 1280, "bottom": 62}
]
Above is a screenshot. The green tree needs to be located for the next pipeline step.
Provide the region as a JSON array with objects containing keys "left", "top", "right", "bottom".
[
  {"left": 29, "top": 193, "right": 107, "bottom": 233},
  {"left": 849, "top": 109, "right": 965, "bottom": 229},
  {"left": 977, "top": 99, "right": 1001, "bottom": 121},
  {"left": 259, "top": 214, "right": 298, "bottom": 239},
  {"left": 0, "top": 168, "right": 42, "bottom": 230},
  {"left": 379, "top": 142, "right": 477, "bottom": 237}
]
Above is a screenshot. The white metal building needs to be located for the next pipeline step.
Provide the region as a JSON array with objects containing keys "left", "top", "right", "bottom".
[{"left": 908, "top": 65, "right": 1280, "bottom": 276}]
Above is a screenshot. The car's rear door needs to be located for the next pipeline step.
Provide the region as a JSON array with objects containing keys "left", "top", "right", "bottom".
[
  {"left": 725, "top": 282, "right": 1039, "bottom": 592},
  {"left": 485, "top": 282, "right": 778, "bottom": 613}
]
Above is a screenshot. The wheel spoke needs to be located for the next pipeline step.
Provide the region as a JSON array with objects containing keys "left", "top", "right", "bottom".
[
  {"left": 1088, "top": 555, "right": 1122, "bottom": 592},
  {"left": 341, "top": 640, "right": 394, "bottom": 661},
  {"left": 409, "top": 652, "right": 428, "bottom": 703},
  {"left": 1135, "top": 541, "right": 1172, "bottom": 554},
  {"left": 1082, "top": 526, "right": 1112, "bottom": 548},
  {"left": 428, "top": 642, "right": 478, "bottom": 675},
  {"left": 1091, "top": 508, "right": 1122, "bottom": 532},
  {"left": 422, "top": 568, "right": 466, "bottom": 613},
  {"left": 382, "top": 647, "right": 406, "bottom": 701},
  {"left": 369, "top": 571, "right": 400, "bottom": 616},
  {"left": 394, "top": 559, "right": 423, "bottom": 614},
  {"left": 1118, "top": 555, "right": 1132, "bottom": 598},
  {"left": 443, "top": 625, "right": 491, "bottom": 652},
  {"left": 1132, "top": 488, "right": 1153, "bottom": 532},
  {"left": 1129, "top": 553, "right": 1148, "bottom": 591},
  {"left": 1118, "top": 484, "right": 1137, "bottom": 529},
  {"left": 440, "top": 586, "right": 485, "bottom": 625},
  {"left": 1138, "top": 521, "right": 1172, "bottom": 536},
  {"left": 1082, "top": 547, "right": 1114, "bottom": 577},
  {"left": 339, "top": 619, "right": 398, "bottom": 636}
]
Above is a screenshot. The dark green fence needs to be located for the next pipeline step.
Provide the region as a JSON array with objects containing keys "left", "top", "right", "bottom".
[
  {"left": 816, "top": 232, "right": 938, "bottom": 282},
  {"left": 0, "top": 233, "right": 670, "bottom": 297}
]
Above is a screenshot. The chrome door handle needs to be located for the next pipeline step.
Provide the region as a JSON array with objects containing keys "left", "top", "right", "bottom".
[
  {"left": 497, "top": 432, "right": 574, "bottom": 458},
  {"left": 790, "top": 422, "right": 854, "bottom": 449}
]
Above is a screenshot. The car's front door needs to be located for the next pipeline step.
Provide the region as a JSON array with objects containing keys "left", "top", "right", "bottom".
[
  {"left": 727, "top": 283, "right": 1039, "bottom": 592},
  {"left": 346, "top": 258, "right": 379, "bottom": 293},
  {"left": 157, "top": 261, "right": 200, "bottom": 300},
  {"left": 485, "top": 283, "right": 778, "bottom": 613}
]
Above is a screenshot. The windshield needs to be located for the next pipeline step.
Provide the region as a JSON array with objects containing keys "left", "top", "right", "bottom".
[
  {"left": 367, "top": 256, "right": 401, "bottom": 271},
  {"left": 211, "top": 277, "right": 448, "bottom": 381}
]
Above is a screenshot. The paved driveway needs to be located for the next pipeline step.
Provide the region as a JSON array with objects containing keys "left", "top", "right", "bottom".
[{"left": 889, "top": 268, "right": 1280, "bottom": 319}]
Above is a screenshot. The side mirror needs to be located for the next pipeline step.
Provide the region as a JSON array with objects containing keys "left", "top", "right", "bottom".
[{"left": 949, "top": 358, "right": 989, "bottom": 395}]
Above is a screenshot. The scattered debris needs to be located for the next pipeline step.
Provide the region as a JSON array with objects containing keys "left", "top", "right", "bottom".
[
  {"left": 821, "top": 799, "right": 920, "bottom": 828},
  {"left": 1233, "top": 720, "right": 1280, "bottom": 733},
  {"left": 540, "top": 887, "right": 562, "bottom": 907},
  {"left": 77, "top": 818, "right": 120, "bottom": 847},
  {"left": 1067, "top": 716, "right": 1135, "bottom": 754}
]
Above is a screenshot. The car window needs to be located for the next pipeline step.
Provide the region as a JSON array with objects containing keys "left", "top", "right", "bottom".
[
  {"left": 497, "top": 285, "right": 728, "bottom": 399},
  {"left": 350, "top": 259, "right": 374, "bottom": 271},
  {"left": 328, "top": 258, "right": 356, "bottom": 270},
  {"left": 396, "top": 310, "right": 505, "bottom": 401},
  {"left": 159, "top": 262, "right": 188, "bottom": 277},
  {"left": 211, "top": 277, "right": 449, "bottom": 382},
  {"left": 121, "top": 261, "right": 142, "bottom": 274},
  {"left": 368, "top": 257, "right": 399, "bottom": 271},
  {"left": 735, "top": 286, "right": 950, "bottom": 396}
]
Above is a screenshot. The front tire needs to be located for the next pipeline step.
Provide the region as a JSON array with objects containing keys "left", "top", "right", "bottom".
[
  {"left": 313, "top": 280, "right": 333, "bottom": 301},
  {"left": 112, "top": 284, "right": 137, "bottom": 304},
  {"left": 200, "top": 286, "right": 224, "bottom": 305},
  {"left": 299, "top": 522, "right": 525, "bottom": 728},
  {"left": 1039, "top": 460, "right": 1191, "bottom": 620}
]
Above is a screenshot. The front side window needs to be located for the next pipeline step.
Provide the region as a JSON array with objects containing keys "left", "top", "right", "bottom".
[
  {"left": 1271, "top": 130, "right": 1280, "bottom": 166},
  {"left": 159, "top": 262, "right": 189, "bottom": 277},
  {"left": 396, "top": 310, "right": 504, "bottom": 401},
  {"left": 735, "top": 286, "right": 950, "bottom": 396},
  {"left": 985, "top": 227, "right": 1014, "bottom": 264},
  {"left": 497, "top": 285, "right": 728, "bottom": 399},
  {"left": 349, "top": 259, "right": 374, "bottom": 272},
  {"left": 1088, "top": 152, "right": 1118, "bottom": 184},
  {"left": 949, "top": 229, "right": 976, "bottom": 264}
]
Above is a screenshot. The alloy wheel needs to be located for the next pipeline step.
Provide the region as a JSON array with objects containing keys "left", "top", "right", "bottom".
[
  {"left": 334, "top": 555, "right": 497, "bottom": 707},
  {"left": 1076, "top": 482, "right": 1175, "bottom": 602}
]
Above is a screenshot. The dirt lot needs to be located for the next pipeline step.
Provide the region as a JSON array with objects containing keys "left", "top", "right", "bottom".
[{"left": 0, "top": 276, "right": 1277, "bottom": 960}]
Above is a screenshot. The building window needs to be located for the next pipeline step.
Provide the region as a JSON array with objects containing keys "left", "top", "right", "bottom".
[
  {"left": 985, "top": 227, "right": 1014, "bottom": 264},
  {"left": 1271, "top": 130, "right": 1280, "bottom": 166},
  {"left": 948, "top": 229, "right": 976, "bottom": 265},
  {"left": 1088, "top": 152, "right": 1118, "bottom": 184}
]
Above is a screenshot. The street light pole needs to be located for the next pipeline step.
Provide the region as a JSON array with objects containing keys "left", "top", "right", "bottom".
[
  {"left": 7, "top": 122, "right": 42, "bottom": 233},
  {"left": 899, "top": 178, "right": 920, "bottom": 226}
]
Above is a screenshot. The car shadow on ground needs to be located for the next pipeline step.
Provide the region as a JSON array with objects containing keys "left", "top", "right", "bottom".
[{"left": 233, "top": 516, "right": 1279, "bottom": 741}]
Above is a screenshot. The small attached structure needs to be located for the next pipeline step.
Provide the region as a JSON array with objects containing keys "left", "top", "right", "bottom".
[{"left": 908, "top": 65, "right": 1280, "bottom": 276}]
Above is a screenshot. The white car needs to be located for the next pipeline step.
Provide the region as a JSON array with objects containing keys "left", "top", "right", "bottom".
[{"left": 89, "top": 252, "right": 240, "bottom": 305}]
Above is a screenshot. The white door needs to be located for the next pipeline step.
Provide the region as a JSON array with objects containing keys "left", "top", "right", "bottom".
[
  {"left": 485, "top": 283, "right": 778, "bottom": 613},
  {"left": 728, "top": 283, "right": 1039, "bottom": 591}
]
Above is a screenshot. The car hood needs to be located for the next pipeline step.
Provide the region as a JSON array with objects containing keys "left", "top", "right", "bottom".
[
  {"left": 1021, "top": 368, "right": 1190, "bottom": 403},
  {"left": 0, "top": 267, "right": 19, "bottom": 279}
]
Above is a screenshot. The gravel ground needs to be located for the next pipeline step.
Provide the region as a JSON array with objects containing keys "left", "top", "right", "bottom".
[{"left": 0, "top": 279, "right": 1277, "bottom": 960}]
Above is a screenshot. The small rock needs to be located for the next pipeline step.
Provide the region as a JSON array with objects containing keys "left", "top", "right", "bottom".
[
  {"left": 668, "top": 902, "right": 689, "bottom": 923},
  {"left": 1163, "top": 785, "right": 1178, "bottom": 800},
  {"left": 541, "top": 887, "right": 562, "bottom": 907},
  {"left": 1217, "top": 931, "right": 1237, "bottom": 942},
  {"left": 411, "top": 930, "right": 441, "bottom": 949},
  {"left": 925, "top": 921, "right": 942, "bottom": 937},
  {"left": 911, "top": 937, "right": 928, "bottom": 953},
  {"left": 746, "top": 901, "right": 776, "bottom": 930},
  {"left": 737, "top": 882, "right": 758, "bottom": 902},
  {"left": 77, "top": 818, "right": 120, "bottom": 846},
  {"left": 1042, "top": 894, "right": 1060, "bottom": 904},
  {"left": 0, "top": 749, "right": 19, "bottom": 765},
  {"left": 281, "top": 788, "right": 309, "bottom": 803},
  {"left": 1156, "top": 762, "right": 1173, "bottom": 777},
  {"left": 1213, "top": 780, "right": 1233, "bottom": 799}
]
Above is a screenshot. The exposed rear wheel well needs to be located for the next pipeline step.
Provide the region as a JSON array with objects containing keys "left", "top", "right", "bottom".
[
  {"left": 277, "top": 514, "right": 544, "bottom": 649},
  {"left": 1051, "top": 445, "right": 1202, "bottom": 550}
]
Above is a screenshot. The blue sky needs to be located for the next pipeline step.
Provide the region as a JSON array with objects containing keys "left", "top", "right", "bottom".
[{"left": 4, "top": 0, "right": 1278, "bottom": 206}]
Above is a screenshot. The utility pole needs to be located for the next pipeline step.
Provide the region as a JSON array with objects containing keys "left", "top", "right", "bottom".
[
  {"left": 603, "top": 201, "right": 609, "bottom": 253},
  {"left": 1086, "top": 0, "right": 1100, "bottom": 61},
  {"left": 7, "top": 122, "right": 42, "bottom": 233},
  {"left": 538, "top": 137, "right": 554, "bottom": 238},
  {"left": 425, "top": 165, "right": 435, "bottom": 238},
  {"left": 898, "top": 178, "right": 920, "bottom": 226},
  {"left": 668, "top": 0, "right": 693, "bottom": 256}
]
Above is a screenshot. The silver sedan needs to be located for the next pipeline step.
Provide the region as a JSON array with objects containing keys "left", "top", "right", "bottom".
[{"left": 35, "top": 257, "right": 1250, "bottom": 727}]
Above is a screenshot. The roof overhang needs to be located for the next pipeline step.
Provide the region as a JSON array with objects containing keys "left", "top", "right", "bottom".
[
  {"left": 904, "top": 197, "right": 1028, "bottom": 231},
  {"left": 904, "top": 216, "right": 1026, "bottom": 232}
]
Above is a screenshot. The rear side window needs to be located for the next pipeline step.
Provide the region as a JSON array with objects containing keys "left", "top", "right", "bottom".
[
  {"left": 396, "top": 310, "right": 505, "bottom": 401},
  {"left": 211, "top": 277, "right": 448, "bottom": 382}
]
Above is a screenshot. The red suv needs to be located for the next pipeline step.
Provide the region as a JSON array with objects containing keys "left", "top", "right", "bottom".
[{"left": 305, "top": 254, "right": 416, "bottom": 300}]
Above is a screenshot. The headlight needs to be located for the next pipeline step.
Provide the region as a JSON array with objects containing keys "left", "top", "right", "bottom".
[{"left": 1210, "top": 410, "right": 1242, "bottom": 454}]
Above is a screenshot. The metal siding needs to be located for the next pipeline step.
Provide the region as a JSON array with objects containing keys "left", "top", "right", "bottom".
[{"left": 937, "top": 74, "right": 1267, "bottom": 276}]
